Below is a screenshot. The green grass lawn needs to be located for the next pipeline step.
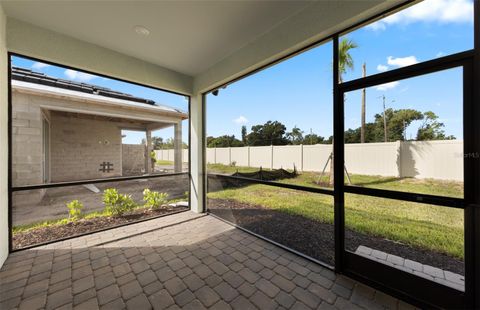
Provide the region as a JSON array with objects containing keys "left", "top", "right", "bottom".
[
  {"left": 207, "top": 164, "right": 464, "bottom": 259},
  {"left": 156, "top": 160, "right": 174, "bottom": 165}
]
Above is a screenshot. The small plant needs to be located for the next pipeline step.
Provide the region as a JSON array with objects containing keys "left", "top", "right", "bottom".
[
  {"left": 150, "top": 151, "right": 157, "bottom": 170},
  {"left": 66, "top": 200, "right": 83, "bottom": 221},
  {"left": 184, "top": 191, "right": 189, "bottom": 199},
  {"left": 230, "top": 161, "right": 237, "bottom": 167},
  {"left": 102, "top": 188, "right": 136, "bottom": 216},
  {"left": 143, "top": 189, "right": 168, "bottom": 209}
]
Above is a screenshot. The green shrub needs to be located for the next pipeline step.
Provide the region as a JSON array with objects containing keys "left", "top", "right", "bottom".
[
  {"left": 150, "top": 150, "right": 157, "bottom": 160},
  {"left": 143, "top": 189, "right": 168, "bottom": 209},
  {"left": 66, "top": 200, "right": 83, "bottom": 221},
  {"left": 102, "top": 188, "right": 136, "bottom": 216}
]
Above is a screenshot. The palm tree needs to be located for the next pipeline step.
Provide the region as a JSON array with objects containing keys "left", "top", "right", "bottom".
[
  {"left": 338, "top": 38, "right": 358, "bottom": 83},
  {"left": 328, "top": 38, "right": 358, "bottom": 185}
]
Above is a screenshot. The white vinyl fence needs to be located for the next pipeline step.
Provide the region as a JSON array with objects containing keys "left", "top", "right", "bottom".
[
  {"left": 154, "top": 149, "right": 189, "bottom": 163},
  {"left": 156, "top": 140, "right": 463, "bottom": 181}
]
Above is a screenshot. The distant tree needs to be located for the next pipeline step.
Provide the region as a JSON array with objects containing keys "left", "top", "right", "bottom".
[
  {"left": 344, "top": 108, "right": 424, "bottom": 143},
  {"left": 247, "top": 121, "right": 289, "bottom": 146},
  {"left": 303, "top": 133, "right": 325, "bottom": 145},
  {"left": 416, "top": 111, "right": 455, "bottom": 140},
  {"left": 162, "top": 138, "right": 175, "bottom": 149},
  {"left": 344, "top": 128, "right": 361, "bottom": 144},
  {"left": 207, "top": 135, "right": 243, "bottom": 147},
  {"left": 378, "top": 108, "right": 423, "bottom": 142},
  {"left": 286, "top": 126, "right": 304, "bottom": 145},
  {"left": 344, "top": 123, "right": 377, "bottom": 143},
  {"left": 241, "top": 125, "right": 247, "bottom": 145},
  {"left": 151, "top": 136, "right": 164, "bottom": 149},
  {"left": 146, "top": 136, "right": 188, "bottom": 149}
]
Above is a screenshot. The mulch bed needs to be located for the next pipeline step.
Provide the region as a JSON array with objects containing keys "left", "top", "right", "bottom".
[
  {"left": 207, "top": 198, "right": 464, "bottom": 275},
  {"left": 13, "top": 206, "right": 188, "bottom": 250}
]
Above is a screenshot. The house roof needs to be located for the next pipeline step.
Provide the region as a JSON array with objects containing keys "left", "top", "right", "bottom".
[{"left": 12, "top": 66, "right": 160, "bottom": 106}]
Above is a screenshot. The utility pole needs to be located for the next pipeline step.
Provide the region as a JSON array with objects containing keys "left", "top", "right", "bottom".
[
  {"left": 361, "top": 62, "right": 366, "bottom": 143},
  {"left": 381, "top": 95, "right": 387, "bottom": 142}
]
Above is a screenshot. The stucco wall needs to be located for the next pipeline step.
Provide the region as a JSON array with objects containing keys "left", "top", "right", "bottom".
[
  {"left": 122, "top": 144, "right": 145, "bottom": 176},
  {"left": 0, "top": 4, "right": 8, "bottom": 267},
  {"left": 50, "top": 112, "right": 122, "bottom": 182}
]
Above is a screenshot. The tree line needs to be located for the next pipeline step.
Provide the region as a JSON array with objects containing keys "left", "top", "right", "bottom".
[
  {"left": 206, "top": 109, "right": 454, "bottom": 148},
  {"left": 207, "top": 121, "right": 332, "bottom": 148},
  {"left": 142, "top": 137, "right": 189, "bottom": 150}
]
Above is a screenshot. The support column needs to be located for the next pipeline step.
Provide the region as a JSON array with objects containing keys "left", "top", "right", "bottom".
[
  {"left": 174, "top": 121, "right": 183, "bottom": 173},
  {"left": 0, "top": 6, "right": 9, "bottom": 267},
  {"left": 145, "top": 130, "right": 152, "bottom": 174},
  {"left": 190, "top": 94, "right": 205, "bottom": 213}
]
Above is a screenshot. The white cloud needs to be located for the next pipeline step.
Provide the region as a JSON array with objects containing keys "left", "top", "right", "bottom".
[
  {"left": 31, "top": 62, "right": 50, "bottom": 70},
  {"left": 436, "top": 51, "right": 446, "bottom": 57},
  {"left": 64, "top": 69, "right": 97, "bottom": 82},
  {"left": 387, "top": 56, "right": 418, "bottom": 67},
  {"left": 233, "top": 116, "right": 248, "bottom": 125},
  {"left": 367, "top": 0, "right": 473, "bottom": 31},
  {"left": 376, "top": 64, "right": 389, "bottom": 72},
  {"left": 375, "top": 56, "right": 418, "bottom": 74},
  {"left": 375, "top": 81, "right": 400, "bottom": 91},
  {"left": 367, "top": 21, "right": 386, "bottom": 31}
]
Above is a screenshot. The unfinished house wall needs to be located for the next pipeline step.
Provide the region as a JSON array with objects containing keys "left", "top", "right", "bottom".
[
  {"left": 50, "top": 112, "right": 122, "bottom": 182},
  {"left": 122, "top": 144, "right": 145, "bottom": 176},
  {"left": 11, "top": 92, "right": 44, "bottom": 187}
]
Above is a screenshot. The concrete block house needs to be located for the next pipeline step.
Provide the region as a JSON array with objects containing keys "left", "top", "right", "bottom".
[{"left": 11, "top": 67, "right": 187, "bottom": 187}]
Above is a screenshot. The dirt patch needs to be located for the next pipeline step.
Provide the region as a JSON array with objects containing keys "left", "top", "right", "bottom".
[
  {"left": 13, "top": 206, "right": 188, "bottom": 250},
  {"left": 207, "top": 198, "right": 464, "bottom": 275}
]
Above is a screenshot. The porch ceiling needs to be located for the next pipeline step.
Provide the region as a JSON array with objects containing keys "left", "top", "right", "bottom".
[
  {"left": 1, "top": 1, "right": 312, "bottom": 76},
  {"left": 50, "top": 110, "right": 173, "bottom": 132}
]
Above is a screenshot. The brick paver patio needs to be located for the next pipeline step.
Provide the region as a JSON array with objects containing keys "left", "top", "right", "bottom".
[{"left": 0, "top": 212, "right": 416, "bottom": 309}]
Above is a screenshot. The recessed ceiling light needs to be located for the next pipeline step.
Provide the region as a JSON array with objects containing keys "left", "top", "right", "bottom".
[{"left": 134, "top": 25, "right": 150, "bottom": 36}]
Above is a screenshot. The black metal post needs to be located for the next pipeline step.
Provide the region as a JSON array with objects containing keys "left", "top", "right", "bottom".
[
  {"left": 463, "top": 2, "right": 480, "bottom": 307},
  {"left": 333, "top": 35, "right": 345, "bottom": 272}
]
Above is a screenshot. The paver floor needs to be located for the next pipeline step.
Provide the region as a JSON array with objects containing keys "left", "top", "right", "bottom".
[{"left": 0, "top": 211, "right": 416, "bottom": 309}]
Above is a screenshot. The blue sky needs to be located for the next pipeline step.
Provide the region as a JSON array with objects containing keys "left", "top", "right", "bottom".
[
  {"left": 207, "top": 0, "right": 473, "bottom": 142},
  {"left": 11, "top": 56, "right": 189, "bottom": 144}
]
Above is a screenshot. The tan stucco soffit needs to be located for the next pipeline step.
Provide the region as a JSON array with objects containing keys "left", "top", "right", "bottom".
[{"left": 192, "top": 0, "right": 407, "bottom": 94}]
